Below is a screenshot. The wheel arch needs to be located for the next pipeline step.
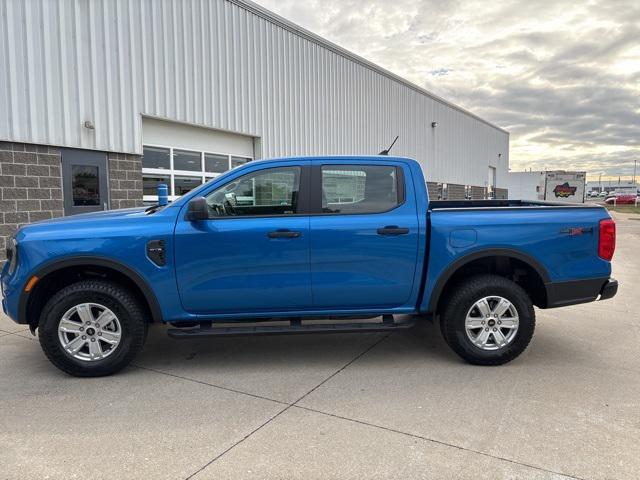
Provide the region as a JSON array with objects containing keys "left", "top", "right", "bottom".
[
  {"left": 427, "top": 248, "right": 551, "bottom": 314},
  {"left": 20, "top": 256, "right": 163, "bottom": 331}
]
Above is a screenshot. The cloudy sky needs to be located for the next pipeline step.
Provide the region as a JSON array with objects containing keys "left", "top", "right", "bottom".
[{"left": 254, "top": 0, "right": 640, "bottom": 180}]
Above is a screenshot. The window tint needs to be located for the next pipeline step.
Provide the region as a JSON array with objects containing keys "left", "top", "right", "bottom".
[
  {"left": 205, "top": 153, "right": 229, "bottom": 173},
  {"left": 142, "top": 146, "right": 170, "bottom": 169},
  {"left": 231, "top": 156, "right": 251, "bottom": 168},
  {"left": 143, "top": 174, "right": 169, "bottom": 196},
  {"left": 205, "top": 167, "right": 300, "bottom": 217},
  {"left": 321, "top": 165, "right": 399, "bottom": 214},
  {"left": 72, "top": 165, "right": 100, "bottom": 206},
  {"left": 175, "top": 176, "right": 203, "bottom": 196},
  {"left": 173, "top": 149, "right": 201, "bottom": 172}
]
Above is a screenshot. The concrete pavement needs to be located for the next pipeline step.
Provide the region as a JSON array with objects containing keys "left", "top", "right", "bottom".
[{"left": 1, "top": 212, "right": 638, "bottom": 479}]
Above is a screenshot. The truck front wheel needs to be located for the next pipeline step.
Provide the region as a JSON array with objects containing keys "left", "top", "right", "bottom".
[
  {"left": 440, "top": 274, "right": 535, "bottom": 365},
  {"left": 38, "top": 280, "right": 147, "bottom": 377}
]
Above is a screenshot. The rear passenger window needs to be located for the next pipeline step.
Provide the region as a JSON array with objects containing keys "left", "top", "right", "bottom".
[{"left": 321, "top": 165, "right": 400, "bottom": 214}]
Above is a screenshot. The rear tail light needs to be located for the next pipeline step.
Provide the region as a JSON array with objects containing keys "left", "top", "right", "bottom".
[{"left": 598, "top": 218, "right": 616, "bottom": 261}]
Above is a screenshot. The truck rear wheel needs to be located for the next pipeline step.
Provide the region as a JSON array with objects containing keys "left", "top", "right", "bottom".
[
  {"left": 440, "top": 274, "right": 535, "bottom": 365},
  {"left": 38, "top": 280, "right": 147, "bottom": 377}
]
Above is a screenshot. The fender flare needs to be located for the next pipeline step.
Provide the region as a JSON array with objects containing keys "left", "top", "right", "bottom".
[
  {"left": 19, "top": 255, "right": 163, "bottom": 325},
  {"left": 426, "top": 248, "right": 551, "bottom": 313}
]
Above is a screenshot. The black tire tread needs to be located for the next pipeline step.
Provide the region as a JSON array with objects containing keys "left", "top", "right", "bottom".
[
  {"left": 38, "top": 280, "right": 147, "bottom": 377},
  {"left": 440, "top": 274, "right": 535, "bottom": 366}
]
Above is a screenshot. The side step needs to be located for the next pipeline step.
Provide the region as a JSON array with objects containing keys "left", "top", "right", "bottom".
[{"left": 167, "top": 315, "right": 415, "bottom": 339}]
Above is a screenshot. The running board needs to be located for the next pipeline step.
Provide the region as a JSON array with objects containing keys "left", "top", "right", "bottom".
[{"left": 167, "top": 316, "right": 414, "bottom": 339}]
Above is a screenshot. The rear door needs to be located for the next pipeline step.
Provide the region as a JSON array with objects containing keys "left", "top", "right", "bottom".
[{"left": 309, "top": 161, "right": 420, "bottom": 309}]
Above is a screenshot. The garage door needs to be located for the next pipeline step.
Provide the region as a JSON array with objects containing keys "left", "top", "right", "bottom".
[{"left": 141, "top": 117, "right": 255, "bottom": 203}]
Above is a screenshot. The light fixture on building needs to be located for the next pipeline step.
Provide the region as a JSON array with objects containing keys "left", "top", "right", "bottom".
[
  {"left": 83, "top": 120, "right": 95, "bottom": 130},
  {"left": 431, "top": 121, "right": 438, "bottom": 128}
]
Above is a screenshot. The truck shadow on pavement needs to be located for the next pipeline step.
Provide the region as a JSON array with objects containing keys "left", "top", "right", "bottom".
[
  {"left": 135, "top": 319, "right": 502, "bottom": 374},
  {"left": 131, "top": 314, "right": 584, "bottom": 380}
]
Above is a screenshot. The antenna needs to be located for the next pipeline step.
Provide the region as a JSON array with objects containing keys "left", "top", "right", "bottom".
[{"left": 378, "top": 136, "right": 399, "bottom": 156}]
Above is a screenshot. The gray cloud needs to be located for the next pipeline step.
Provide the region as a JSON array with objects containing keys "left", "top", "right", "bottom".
[{"left": 255, "top": 0, "right": 640, "bottom": 180}]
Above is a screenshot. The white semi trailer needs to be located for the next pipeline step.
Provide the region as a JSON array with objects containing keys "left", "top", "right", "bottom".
[
  {"left": 543, "top": 171, "right": 586, "bottom": 203},
  {"left": 507, "top": 171, "right": 586, "bottom": 203}
]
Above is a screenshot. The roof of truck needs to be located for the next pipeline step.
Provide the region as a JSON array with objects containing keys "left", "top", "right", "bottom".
[{"left": 253, "top": 155, "right": 417, "bottom": 164}]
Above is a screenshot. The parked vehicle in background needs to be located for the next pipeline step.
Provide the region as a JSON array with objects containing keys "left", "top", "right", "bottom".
[
  {"left": 611, "top": 186, "right": 638, "bottom": 197},
  {"left": 599, "top": 191, "right": 608, "bottom": 197},
  {"left": 1, "top": 156, "right": 618, "bottom": 377},
  {"left": 605, "top": 194, "right": 638, "bottom": 205}
]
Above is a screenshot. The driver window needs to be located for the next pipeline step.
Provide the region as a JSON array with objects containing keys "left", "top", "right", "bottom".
[{"left": 205, "top": 166, "right": 301, "bottom": 217}]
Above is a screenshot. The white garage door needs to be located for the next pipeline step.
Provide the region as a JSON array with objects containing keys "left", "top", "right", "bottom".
[{"left": 142, "top": 117, "right": 255, "bottom": 203}]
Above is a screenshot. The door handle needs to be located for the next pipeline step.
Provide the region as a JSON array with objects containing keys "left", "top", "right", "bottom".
[
  {"left": 377, "top": 226, "right": 410, "bottom": 235},
  {"left": 268, "top": 229, "right": 301, "bottom": 239}
]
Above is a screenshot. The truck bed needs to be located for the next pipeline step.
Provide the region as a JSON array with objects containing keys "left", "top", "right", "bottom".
[{"left": 429, "top": 199, "right": 599, "bottom": 210}]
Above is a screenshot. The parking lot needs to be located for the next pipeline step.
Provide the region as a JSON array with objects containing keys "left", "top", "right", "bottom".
[{"left": 1, "top": 212, "right": 638, "bottom": 480}]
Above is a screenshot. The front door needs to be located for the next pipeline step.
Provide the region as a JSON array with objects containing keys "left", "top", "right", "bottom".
[
  {"left": 309, "top": 162, "right": 420, "bottom": 309},
  {"left": 61, "top": 149, "right": 109, "bottom": 215},
  {"left": 175, "top": 163, "right": 312, "bottom": 314}
]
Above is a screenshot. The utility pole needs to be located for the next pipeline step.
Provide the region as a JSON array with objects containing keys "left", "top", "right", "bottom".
[{"left": 634, "top": 158, "right": 637, "bottom": 185}]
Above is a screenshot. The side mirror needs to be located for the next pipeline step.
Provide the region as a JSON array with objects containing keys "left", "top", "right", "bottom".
[{"left": 186, "top": 197, "right": 209, "bottom": 221}]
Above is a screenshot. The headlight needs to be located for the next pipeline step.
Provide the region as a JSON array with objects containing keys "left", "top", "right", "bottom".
[{"left": 6, "top": 237, "right": 17, "bottom": 274}]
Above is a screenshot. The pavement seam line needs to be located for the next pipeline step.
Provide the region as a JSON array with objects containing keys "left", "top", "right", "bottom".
[
  {"left": 182, "top": 332, "right": 392, "bottom": 479},
  {"left": 184, "top": 404, "right": 291, "bottom": 480},
  {"left": 289, "top": 332, "right": 393, "bottom": 406},
  {"left": 131, "top": 364, "right": 289, "bottom": 406},
  {"left": 293, "top": 405, "right": 586, "bottom": 480},
  {"left": 0, "top": 328, "right": 33, "bottom": 339},
  {"left": 135, "top": 332, "right": 594, "bottom": 480},
  {"left": 12, "top": 330, "right": 37, "bottom": 341}
]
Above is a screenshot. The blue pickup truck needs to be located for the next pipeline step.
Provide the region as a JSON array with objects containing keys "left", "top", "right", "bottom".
[{"left": 1, "top": 156, "right": 617, "bottom": 376}]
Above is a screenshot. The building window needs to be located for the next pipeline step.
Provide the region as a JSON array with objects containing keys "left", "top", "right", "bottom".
[
  {"left": 72, "top": 165, "right": 101, "bottom": 206},
  {"left": 173, "top": 149, "right": 202, "bottom": 172},
  {"left": 142, "top": 145, "right": 252, "bottom": 204},
  {"left": 142, "top": 146, "right": 171, "bottom": 170},
  {"left": 205, "top": 153, "right": 228, "bottom": 173},
  {"left": 174, "top": 175, "right": 203, "bottom": 196},
  {"left": 143, "top": 174, "right": 170, "bottom": 197},
  {"left": 231, "top": 156, "right": 251, "bottom": 168}
]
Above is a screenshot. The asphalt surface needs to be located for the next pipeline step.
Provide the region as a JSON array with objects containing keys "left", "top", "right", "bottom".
[{"left": 1, "top": 212, "right": 638, "bottom": 479}]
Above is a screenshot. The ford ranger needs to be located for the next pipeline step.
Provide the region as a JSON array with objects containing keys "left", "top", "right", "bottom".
[{"left": 1, "top": 156, "right": 618, "bottom": 376}]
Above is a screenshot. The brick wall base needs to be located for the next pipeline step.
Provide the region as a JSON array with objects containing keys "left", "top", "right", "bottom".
[
  {"left": 494, "top": 188, "right": 508, "bottom": 200},
  {"left": 426, "top": 182, "right": 439, "bottom": 200},
  {"left": 0, "top": 142, "right": 63, "bottom": 261},
  {"left": 108, "top": 153, "right": 143, "bottom": 209},
  {"left": 0, "top": 142, "right": 144, "bottom": 263},
  {"left": 447, "top": 183, "right": 466, "bottom": 200},
  {"left": 470, "top": 186, "right": 486, "bottom": 200}
]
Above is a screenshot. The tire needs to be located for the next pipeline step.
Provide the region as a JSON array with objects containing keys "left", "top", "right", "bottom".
[
  {"left": 38, "top": 280, "right": 147, "bottom": 377},
  {"left": 440, "top": 274, "right": 535, "bottom": 365}
]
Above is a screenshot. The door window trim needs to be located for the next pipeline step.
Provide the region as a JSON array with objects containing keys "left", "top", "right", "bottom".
[{"left": 309, "top": 164, "right": 406, "bottom": 215}]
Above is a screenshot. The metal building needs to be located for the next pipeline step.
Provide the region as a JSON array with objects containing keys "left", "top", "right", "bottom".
[{"left": 0, "top": 0, "right": 509, "bottom": 255}]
